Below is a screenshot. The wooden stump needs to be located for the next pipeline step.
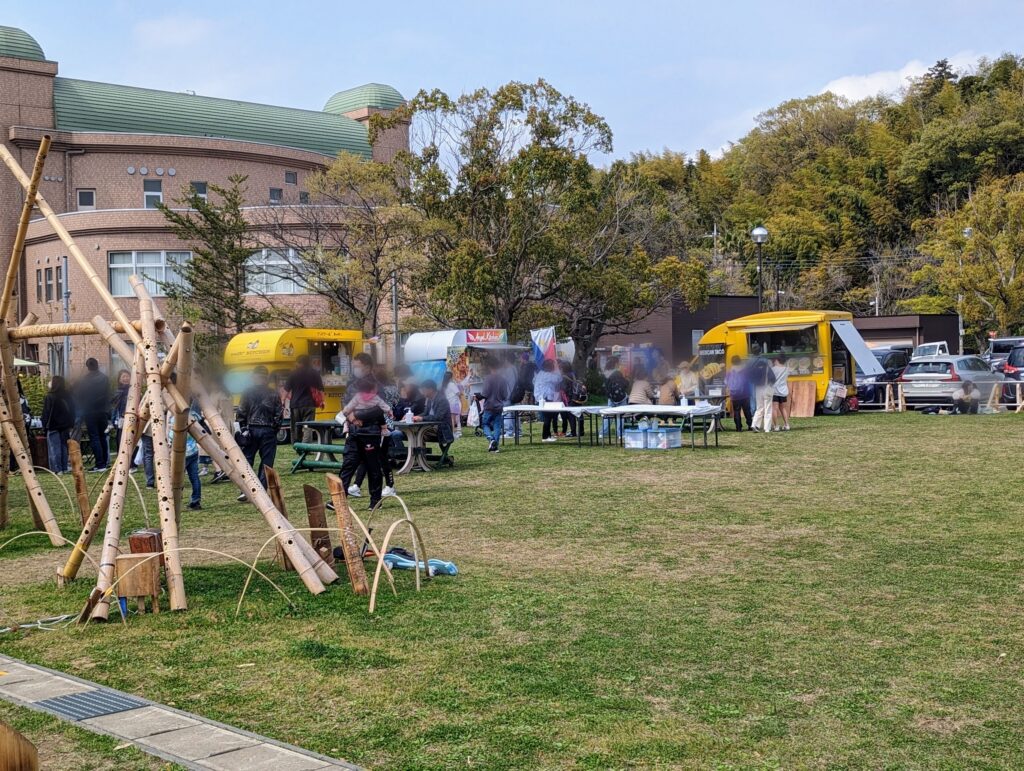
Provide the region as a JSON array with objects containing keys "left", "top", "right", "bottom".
[
  {"left": 326, "top": 474, "right": 368, "bottom": 595},
  {"left": 115, "top": 553, "right": 161, "bottom": 614},
  {"left": 303, "top": 484, "right": 334, "bottom": 567},
  {"left": 67, "top": 439, "right": 91, "bottom": 525},
  {"left": 264, "top": 467, "right": 294, "bottom": 572}
]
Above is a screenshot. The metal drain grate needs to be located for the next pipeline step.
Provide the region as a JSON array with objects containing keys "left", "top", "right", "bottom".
[{"left": 36, "top": 689, "right": 149, "bottom": 721}]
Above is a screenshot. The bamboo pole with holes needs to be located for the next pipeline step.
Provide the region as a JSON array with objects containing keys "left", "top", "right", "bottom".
[
  {"left": 7, "top": 319, "right": 161, "bottom": 341},
  {"left": 169, "top": 325, "right": 193, "bottom": 519},
  {"left": 0, "top": 144, "right": 142, "bottom": 347},
  {"left": 88, "top": 354, "right": 144, "bottom": 621},
  {"left": 0, "top": 136, "right": 50, "bottom": 322},
  {"left": 326, "top": 474, "right": 368, "bottom": 595},
  {"left": 133, "top": 288, "right": 186, "bottom": 611},
  {"left": 67, "top": 439, "right": 91, "bottom": 525},
  {"left": 0, "top": 440, "right": 8, "bottom": 530}
]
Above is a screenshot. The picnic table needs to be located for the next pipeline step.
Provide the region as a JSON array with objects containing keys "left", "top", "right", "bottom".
[
  {"left": 599, "top": 403, "right": 723, "bottom": 449},
  {"left": 296, "top": 420, "right": 342, "bottom": 447},
  {"left": 392, "top": 420, "right": 447, "bottom": 474}
]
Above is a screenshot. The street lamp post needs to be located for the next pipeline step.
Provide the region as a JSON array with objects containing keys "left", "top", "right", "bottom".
[
  {"left": 959, "top": 227, "right": 972, "bottom": 355},
  {"left": 750, "top": 226, "right": 769, "bottom": 312}
]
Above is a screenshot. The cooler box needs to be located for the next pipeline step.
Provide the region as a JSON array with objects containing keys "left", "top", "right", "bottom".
[
  {"left": 645, "top": 427, "right": 682, "bottom": 450},
  {"left": 623, "top": 429, "right": 647, "bottom": 449}
]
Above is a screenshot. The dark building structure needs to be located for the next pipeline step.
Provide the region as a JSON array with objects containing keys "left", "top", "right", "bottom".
[{"left": 851, "top": 314, "right": 960, "bottom": 352}]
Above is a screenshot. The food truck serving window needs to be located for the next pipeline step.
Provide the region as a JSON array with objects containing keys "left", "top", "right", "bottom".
[
  {"left": 747, "top": 325, "right": 818, "bottom": 357},
  {"left": 309, "top": 340, "right": 352, "bottom": 380}
]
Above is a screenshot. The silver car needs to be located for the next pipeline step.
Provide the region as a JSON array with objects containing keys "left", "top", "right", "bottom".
[{"left": 900, "top": 355, "right": 1006, "bottom": 406}]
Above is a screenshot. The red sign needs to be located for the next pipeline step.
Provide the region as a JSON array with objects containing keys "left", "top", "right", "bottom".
[{"left": 465, "top": 329, "right": 506, "bottom": 344}]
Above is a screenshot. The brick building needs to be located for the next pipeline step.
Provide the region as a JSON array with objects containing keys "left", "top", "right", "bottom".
[{"left": 0, "top": 25, "right": 408, "bottom": 371}]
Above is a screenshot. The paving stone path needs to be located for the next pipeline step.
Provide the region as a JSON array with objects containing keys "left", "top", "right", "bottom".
[{"left": 0, "top": 654, "right": 359, "bottom": 770}]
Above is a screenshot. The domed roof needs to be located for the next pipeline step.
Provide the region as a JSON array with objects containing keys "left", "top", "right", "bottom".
[
  {"left": 323, "top": 83, "right": 404, "bottom": 115},
  {"left": 0, "top": 26, "right": 45, "bottom": 61}
]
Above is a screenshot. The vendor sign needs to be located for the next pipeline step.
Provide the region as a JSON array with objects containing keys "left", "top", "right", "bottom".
[{"left": 466, "top": 329, "right": 507, "bottom": 344}]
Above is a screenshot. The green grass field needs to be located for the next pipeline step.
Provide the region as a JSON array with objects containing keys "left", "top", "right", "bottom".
[{"left": 1, "top": 413, "right": 1022, "bottom": 769}]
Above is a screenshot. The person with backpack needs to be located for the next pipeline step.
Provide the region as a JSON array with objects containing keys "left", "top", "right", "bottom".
[
  {"left": 42, "top": 375, "right": 75, "bottom": 473},
  {"left": 601, "top": 356, "right": 630, "bottom": 440},
  {"left": 480, "top": 358, "right": 510, "bottom": 452}
]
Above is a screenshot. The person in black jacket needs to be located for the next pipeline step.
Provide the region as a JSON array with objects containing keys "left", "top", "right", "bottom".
[
  {"left": 42, "top": 375, "right": 75, "bottom": 473},
  {"left": 75, "top": 357, "right": 111, "bottom": 471},
  {"left": 236, "top": 365, "right": 282, "bottom": 498}
]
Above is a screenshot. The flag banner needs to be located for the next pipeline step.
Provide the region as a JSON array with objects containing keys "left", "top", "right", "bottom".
[{"left": 530, "top": 326, "right": 557, "bottom": 367}]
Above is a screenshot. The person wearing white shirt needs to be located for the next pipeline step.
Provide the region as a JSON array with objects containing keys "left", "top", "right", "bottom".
[
  {"left": 770, "top": 354, "right": 791, "bottom": 431},
  {"left": 953, "top": 380, "right": 981, "bottom": 414}
]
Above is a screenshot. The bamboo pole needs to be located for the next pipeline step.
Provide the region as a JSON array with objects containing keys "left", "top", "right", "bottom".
[
  {"left": 0, "top": 144, "right": 142, "bottom": 347},
  {"left": 326, "top": 474, "right": 369, "bottom": 595},
  {"left": 67, "top": 439, "right": 91, "bottom": 525},
  {"left": 0, "top": 323, "right": 43, "bottom": 529},
  {"left": 127, "top": 278, "right": 334, "bottom": 592},
  {"left": 169, "top": 324, "right": 193, "bottom": 519},
  {"left": 7, "top": 319, "right": 161, "bottom": 341},
  {"left": 17, "top": 312, "right": 37, "bottom": 328},
  {"left": 88, "top": 354, "right": 144, "bottom": 621},
  {"left": 0, "top": 381, "right": 62, "bottom": 544},
  {"left": 0, "top": 136, "right": 50, "bottom": 322},
  {"left": 0, "top": 439, "right": 8, "bottom": 530},
  {"left": 264, "top": 467, "right": 294, "bottom": 571},
  {"left": 135, "top": 291, "right": 186, "bottom": 612}
]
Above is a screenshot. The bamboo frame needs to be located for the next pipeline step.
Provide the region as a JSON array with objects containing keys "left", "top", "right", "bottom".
[
  {"left": 0, "top": 136, "right": 50, "bottom": 322},
  {"left": 0, "top": 323, "right": 44, "bottom": 530},
  {"left": 7, "top": 319, "right": 161, "bottom": 341},
  {"left": 67, "top": 439, "right": 91, "bottom": 525},
  {"left": 169, "top": 324, "right": 193, "bottom": 519},
  {"left": 89, "top": 353, "right": 144, "bottom": 621}
]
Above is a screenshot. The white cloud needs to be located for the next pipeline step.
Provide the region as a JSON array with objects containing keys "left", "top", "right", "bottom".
[
  {"left": 133, "top": 15, "right": 215, "bottom": 49},
  {"left": 821, "top": 50, "right": 984, "bottom": 101}
]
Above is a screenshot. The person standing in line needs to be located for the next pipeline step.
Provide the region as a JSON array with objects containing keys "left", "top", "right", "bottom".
[
  {"left": 75, "top": 357, "right": 112, "bottom": 471},
  {"left": 42, "top": 375, "right": 74, "bottom": 473},
  {"left": 533, "top": 359, "right": 565, "bottom": 443},
  {"left": 749, "top": 356, "right": 775, "bottom": 432},
  {"left": 235, "top": 365, "right": 282, "bottom": 500},
  {"left": 601, "top": 356, "right": 630, "bottom": 440},
  {"left": 627, "top": 364, "right": 657, "bottom": 405},
  {"left": 442, "top": 370, "right": 463, "bottom": 439},
  {"left": 284, "top": 354, "right": 324, "bottom": 445},
  {"left": 770, "top": 354, "right": 791, "bottom": 431},
  {"left": 480, "top": 358, "right": 510, "bottom": 452},
  {"left": 725, "top": 356, "right": 752, "bottom": 431}
]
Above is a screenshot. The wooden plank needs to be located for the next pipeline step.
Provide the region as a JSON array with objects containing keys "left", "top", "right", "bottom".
[
  {"left": 264, "top": 467, "right": 294, "bottom": 572},
  {"left": 0, "top": 720, "right": 39, "bottom": 770},
  {"left": 326, "top": 474, "right": 368, "bottom": 595},
  {"left": 303, "top": 484, "right": 334, "bottom": 567},
  {"left": 788, "top": 379, "right": 817, "bottom": 418}
]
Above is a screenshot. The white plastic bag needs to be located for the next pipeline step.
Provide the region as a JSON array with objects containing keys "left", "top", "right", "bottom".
[{"left": 466, "top": 399, "right": 481, "bottom": 427}]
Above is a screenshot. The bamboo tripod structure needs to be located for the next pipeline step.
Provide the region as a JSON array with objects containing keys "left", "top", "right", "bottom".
[{"left": 0, "top": 139, "right": 338, "bottom": 619}]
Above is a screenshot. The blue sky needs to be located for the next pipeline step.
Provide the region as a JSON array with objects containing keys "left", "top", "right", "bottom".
[{"left": 8, "top": 1, "right": 1024, "bottom": 160}]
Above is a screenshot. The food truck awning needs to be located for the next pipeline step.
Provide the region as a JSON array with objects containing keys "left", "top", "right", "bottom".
[
  {"left": 739, "top": 323, "right": 816, "bottom": 334},
  {"left": 830, "top": 320, "right": 886, "bottom": 376}
]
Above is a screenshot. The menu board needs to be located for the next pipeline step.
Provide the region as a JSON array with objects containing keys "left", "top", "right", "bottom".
[{"left": 698, "top": 343, "right": 726, "bottom": 388}]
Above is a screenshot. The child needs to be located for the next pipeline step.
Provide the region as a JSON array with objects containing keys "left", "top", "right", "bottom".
[{"left": 339, "top": 377, "right": 393, "bottom": 508}]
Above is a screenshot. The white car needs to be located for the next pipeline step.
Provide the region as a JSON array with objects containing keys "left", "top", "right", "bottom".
[{"left": 899, "top": 355, "right": 1006, "bottom": 407}]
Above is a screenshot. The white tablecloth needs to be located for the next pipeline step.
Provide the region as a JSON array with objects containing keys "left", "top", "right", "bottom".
[{"left": 599, "top": 404, "right": 722, "bottom": 417}]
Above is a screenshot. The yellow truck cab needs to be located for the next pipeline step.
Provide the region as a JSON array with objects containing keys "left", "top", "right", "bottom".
[
  {"left": 223, "top": 328, "right": 365, "bottom": 425},
  {"left": 698, "top": 310, "right": 884, "bottom": 408}
]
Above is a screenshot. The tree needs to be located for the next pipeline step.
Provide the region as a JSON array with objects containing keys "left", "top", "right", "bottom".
[
  {"left": 921, "top": 174, "right": 1024, "bottom": 339},
  {"left": 157, "top": 175, "right": 274, "bottom": 343},
  {"left": 256, "top": 153, "right": 424, "bottom": 338},
  {"left": 373, "top": 79, "right": 613, "bottom": 333}
]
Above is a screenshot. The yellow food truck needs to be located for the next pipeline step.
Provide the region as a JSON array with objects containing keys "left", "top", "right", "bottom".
[
  {"left": 697, "top": 310, "right": 885, "bottom": 409},
  {"left": 223, "top": 328, "right": 365, "bottom": 432}
]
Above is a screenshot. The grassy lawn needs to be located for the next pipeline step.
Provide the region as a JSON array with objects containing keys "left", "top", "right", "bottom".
[{"left": 1, "top": 412, "right": 1023, "bottom": 769}]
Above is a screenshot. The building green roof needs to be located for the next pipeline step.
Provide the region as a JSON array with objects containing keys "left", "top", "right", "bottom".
[
  {"left": 324, "top": 83, "right": 405, "bottom": 115},
  {"left": 0, "top": 26, "right": 45, "bottom": 61},
  {"left": 53, "top": 77, "right": 372, "bottom": 159}
]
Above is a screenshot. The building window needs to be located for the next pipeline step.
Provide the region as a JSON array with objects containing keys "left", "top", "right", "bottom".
[
  {"left": 299, "top": 191, "right": 309, "bottom": 204},
  {"left": 144, "top": 179, "right": 163, "bottom": 208},
  {"left": 44, "top": 267, "right": 53, "bottom": 302},
  {"left": 35, "top": 269, "right": 42, "bottom": 303},
  {"left": 55, "top": 265, "right": 64, "bottom": 300},
  {"left": 284, "top": 171, "right": 298, "bottom": 185},
  {"left": 190, "top": 181, "right": 207, "bottom": 200},
  {"left": 269, "top": 187, "right": 283, "bottom": 204},
  {"left": 108, "top": 250, "right": 190, "bottom": 297},
  {"left": 76, "top": 189, "right": 96, "bottom": 211},
  {"left": 246, "top": 249, "right": 302, "bottom": 295}
]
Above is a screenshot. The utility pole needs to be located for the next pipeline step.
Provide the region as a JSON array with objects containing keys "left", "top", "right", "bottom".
[
  {"left": 391, "top": 268, "right": 400, "bottom": 366},
  {"left": 62, "top": 255, "right": 71, "bottom": 375}
]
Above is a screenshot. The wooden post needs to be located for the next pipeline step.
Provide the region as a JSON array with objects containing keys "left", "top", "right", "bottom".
[
  {"left": 303, "top": 484, "right": 334, "bottom": 567},
  {"left": 0, "top": 721, "right": 38, "bottom": 771},
  {"left": 88, "top": 354, "right": 144, "bottom": 621},
  {"left": 133, "top": 288, "right": 186, "bottom": 612},
  {"left": 897, "top": 383, "right": 907, "bottom": 412},
  {"left": 1016, "top": 383, "right": 1023, "bottom": 413},
  {"left": 169, "top": 325, "right": 193, "bottom": 519},
  {"left": 987, "top": 383, "right": 1001, "bottom": 410},
  {"left": 0, "top": 439, "right": 8, "bottom": 530},
  {"left": 326, "top": 474, "right": 369, "bottom": 595},
  {"left": 264, "top": 467, "right": 294, "bottom": 571},
  {"left": 0, "top": 144, "right": 143, "bottom": 347},
  {"left": 115, "top": 553, "right": 161, "bottom": 614},
  {"left": 0, "top": 135, "right": 50, "bottom": 322},
  {"left": 67, "top": 439, "right": 91, "bottom": 525}
]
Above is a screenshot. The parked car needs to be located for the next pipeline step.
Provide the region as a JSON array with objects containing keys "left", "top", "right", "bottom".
[
  {"left": 912, "top": 341, "right": 949, "bottom": 359},
  {"left": 856, "top": 347, "right": 910, "bottom": 406},
  {"left": 899, "top": 355, "right": 1007, "bottom": 407},
  {"left": 1001, "top": 344, "right": 1024, "bottom": 381},
  {"left": 984, "top": 337, "right": 1024, "bottom": 370}
]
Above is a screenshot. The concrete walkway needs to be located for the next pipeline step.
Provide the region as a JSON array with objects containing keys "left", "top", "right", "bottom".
[{"left": 0, "top": 654, "right": 359, "bottom": 770}]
